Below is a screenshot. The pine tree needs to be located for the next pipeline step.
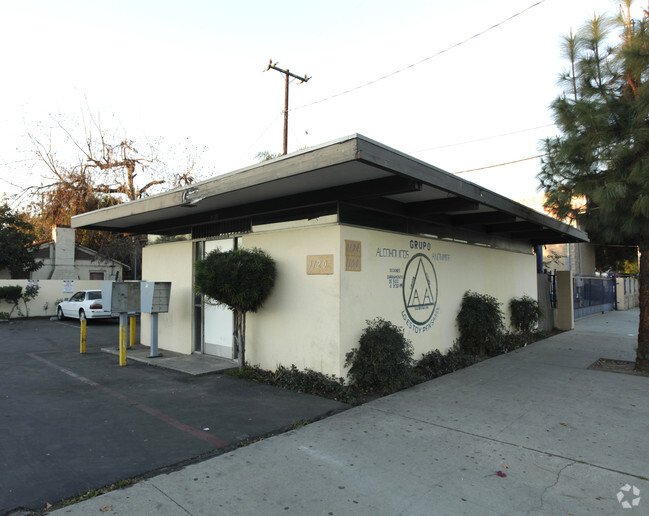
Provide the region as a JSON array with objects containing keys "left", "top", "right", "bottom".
[{"left": 538, "top": 1, "right": 649, "bottom": 371}]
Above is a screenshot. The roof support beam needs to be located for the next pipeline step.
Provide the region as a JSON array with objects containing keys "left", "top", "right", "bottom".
[
  {"left": 407, "top": 197, "right": 479, "bottom": 216},
  {"left": 451, "top": 212, "right": 517, "bottom": 227},
  {"left": 486, "top": 221, "right": 542, "bottom": 234}
]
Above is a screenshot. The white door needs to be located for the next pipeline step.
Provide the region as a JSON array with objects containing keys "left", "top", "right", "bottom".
[{"left": 203, "top": 239, "right": 235, "bottom": 358}]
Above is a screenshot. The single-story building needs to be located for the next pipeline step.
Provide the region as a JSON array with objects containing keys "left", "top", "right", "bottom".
[
  {"left": 0, "top": 226, "right": 126, "bottom": 281},
  {"left": 71, "top": 135, "right": 587, "bottom": 377}
]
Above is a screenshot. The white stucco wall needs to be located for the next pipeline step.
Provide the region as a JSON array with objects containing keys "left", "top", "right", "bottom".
[
  {"left": 138, "top": 222, "right": 538, "bottom": 379},
  {"left": 337, "top": 227, "right": 537, "bottom": 373},
  {"left": 0, "top": 279, "right": 106, "bottom": 318},
  {"left": 243, "top": 224, "right": 341, "bottom": 374},
  {"left": 140, "top": 240, "right": 194, "bottom": 353},
  {"left": 30, "top": 258, "right": 123, "bottom": 281}
]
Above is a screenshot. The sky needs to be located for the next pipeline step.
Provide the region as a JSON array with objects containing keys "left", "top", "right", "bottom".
[{"left": 0, "top": 0, "right": 641, "bottom": 211}]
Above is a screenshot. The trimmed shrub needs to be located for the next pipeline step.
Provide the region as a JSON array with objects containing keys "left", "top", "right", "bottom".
[
  {"left": 273, "top": 365, "right": 349, "bottom": 401},
  {"left": 500, "top": 332, "right": 528, "bottom": 353},
  {"left": 0, "top": 285, "right": 39, "bottom": 318},
  {"left": 0, "top": 286, "right": 23, "bottom": 304},
  {"left": 456, "top": 291, "right": 505, "bottom": 356},
  {"left": 226, "top": 364, "right": 357, "bottom": 404},
  {"left": 509, "top": 295, "right": 544, "bottom": 335},
  {"left": 345, "top": 318, "right": 414, "bottom": 393},
  {"left": 415, "top": 347, "right": 479, "bottom": 380},
  {"left": 194, "top": 247, "right": 276, "bottom": 368}
]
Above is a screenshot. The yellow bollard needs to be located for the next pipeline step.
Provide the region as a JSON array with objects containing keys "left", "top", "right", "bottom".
[
  {"left": 119, "top": 315, "right": 127, "bottom": 366},
  {"left": 80, "top": 319, "right": 87, "bottom": 354},
  {"left": 129, "top": 316, "right": 136, "bottom": 348}
]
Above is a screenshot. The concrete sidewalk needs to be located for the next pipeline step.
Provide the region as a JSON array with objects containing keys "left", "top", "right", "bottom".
[
  {"left": 101, "top": 344, "right": 238, "bottom": 376},
  {"left": 52, "top": 310, "right": 648, "bottom": 516}
]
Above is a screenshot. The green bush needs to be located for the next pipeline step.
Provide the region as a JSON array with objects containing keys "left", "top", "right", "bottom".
[
  {"left": 415, "top": 347, "right": 479, "bottom": 380},
  {"left": 226, "top": 364, "right": 357, "bottom": 404},
  {"left": 0, "top": 286, "right": 23, "bottom": 304},
  {"left": 0, "top": 285, "right": 39, "bottom": 319},
  {"left": 500, "top": 332, "right": 529, "bottom": 353},
  {"left": 345, "top": 318, "right": 415, "bottom": 393},
  {"left": 456, "top": 291, "right": 505, "bottom": 356},
  {"left": 509, "top": 295, "right": 544, "bottom": 335},
  {"left": 273, "top": 365, "right": 349, "bottom": 401},
  {"left": 194, "top": 247, "right": 276, "bottom": 368}
]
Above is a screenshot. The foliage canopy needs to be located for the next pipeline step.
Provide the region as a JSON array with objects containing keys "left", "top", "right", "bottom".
[
  {"left": 538, "top": 1, "right": 649, "bottom": 370},
  {"left": 194, "top": 247, "right": 276, "bottom": 313},
  {"left": 0, "top": 204, "right": 42, "bottom": 278},
  {"left": 539, "top": 6, "right": 649, "bottom": 247},
  {"left": 194, "top": 247, "right": 277, "bottom": 368}
]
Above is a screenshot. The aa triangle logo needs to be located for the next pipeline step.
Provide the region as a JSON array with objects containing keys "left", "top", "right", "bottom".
[
  {"left": 406, "top": 258, "right": 435, "bottom": 308},
  {"left": 402, "top": 253, "right": 438, "bottom": 326}
]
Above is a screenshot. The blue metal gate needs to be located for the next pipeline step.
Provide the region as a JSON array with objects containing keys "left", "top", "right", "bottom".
[{"left": 573, "top": 275, "right": 616, "bottom": 319}]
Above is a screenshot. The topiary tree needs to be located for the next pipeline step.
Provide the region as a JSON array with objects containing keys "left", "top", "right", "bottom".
[
  {"left": 345, "top": 318, "right": 414, "bottom": 393},
  {"left": 456, "top": 291, "right": 505, "bottom": 356},
  {"left": 194, "top": 247, "right": 276, "bottom": 368}
]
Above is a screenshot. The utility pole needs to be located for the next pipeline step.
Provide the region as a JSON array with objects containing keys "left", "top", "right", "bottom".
[{"left": 265, "top": 60, "right": 311, "bottom": 155}]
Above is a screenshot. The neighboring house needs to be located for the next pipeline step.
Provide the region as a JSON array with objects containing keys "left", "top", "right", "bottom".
[
  {"left": 71, "top": 135, "right": 587, "bottom": 378},
  {"left": 519, "top": 195, "right": 597, "bottom": 275},
  {"left": 542, "top": 241, "right": 597, "bottom": 275},
  {"left": 0, "top": 227, "right": 126, "bottom": 281},
  {"left": 519, "top": 195, "right": 640, "bottom": 319}
]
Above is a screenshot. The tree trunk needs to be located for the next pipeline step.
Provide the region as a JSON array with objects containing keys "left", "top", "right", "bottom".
[
  {"left": 637, "top": 245, "right": 649, "bottom": 371},
  {"left": 234, "top": 309, "right": 246, "bottom": 370}
]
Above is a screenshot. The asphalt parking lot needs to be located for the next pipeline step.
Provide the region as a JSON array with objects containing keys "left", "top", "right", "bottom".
[{"left": 0, "top": 318, "right": 348, "bottom": 515}]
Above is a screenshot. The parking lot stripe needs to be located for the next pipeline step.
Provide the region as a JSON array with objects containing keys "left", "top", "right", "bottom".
[{"left": 27, "top": 352, "right": 229, "bottom": 448}]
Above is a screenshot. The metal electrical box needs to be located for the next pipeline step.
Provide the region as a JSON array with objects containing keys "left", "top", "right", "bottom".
[
  {"left": 140, "top": 282, "right": 171, "bottom": 313},
  {"left": 102, "top": 281, "right": 141, "bottom": 313}
]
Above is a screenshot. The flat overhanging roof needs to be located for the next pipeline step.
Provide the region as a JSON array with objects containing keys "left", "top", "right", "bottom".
[{"left": 71, "top": 134, "right": 588, "bottom": 246}]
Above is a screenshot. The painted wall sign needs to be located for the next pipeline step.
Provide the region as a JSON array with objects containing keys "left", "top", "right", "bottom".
[
  {"left": 402, "top": 253, "right": 438, "bottom": 331},
  {"left": 307, "top": 255, "right": 334, "bottom": 275},
  {"left": 387, "top": 268, "right": 402, "bottom": 289},
  {"left": 372, "top": 239, "right": 450, "bottom": 332},
  {"left": 345, "top": 240, "right": 361, "bottom": 271}
]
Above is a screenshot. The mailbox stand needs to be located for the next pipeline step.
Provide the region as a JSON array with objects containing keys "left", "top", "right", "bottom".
[
  {"left": 141, "top": 282, "right": 171, "bottom": 358},
  {"left": 150, "top": 312, "right": 160, "bottom": 357},
  {"left": 103, "top": 282, "right": 141, "bottom": 366}
]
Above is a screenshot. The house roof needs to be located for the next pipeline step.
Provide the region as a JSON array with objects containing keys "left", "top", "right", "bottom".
[
  {"left": 71, "top": 134, "right": 587, "bottom": 246},
  {"left": 30, "top": 239, "right": 129, "bottom": 268}
]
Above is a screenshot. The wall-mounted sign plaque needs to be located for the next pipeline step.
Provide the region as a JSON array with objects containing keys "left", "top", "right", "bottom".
[
  {"left": 345, "top": 240, "right": 361, "bottom": 271},
  {"left": 307, "top": 255, "right": 333, "bottom": 275}
]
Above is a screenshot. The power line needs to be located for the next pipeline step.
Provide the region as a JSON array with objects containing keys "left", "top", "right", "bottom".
[
  {"left": 239, "top": 111, "right": 284, "bottom": 163},
  {"left": 0, "top": 158, "right": 33, "bottom": 168},
  {"left": 413, "top": 124, "right": 556, "bottom": 153},
  {"left": 453, "top": 153, "right": 548, "bottom": 175},
  {"left": 292, "top": 0, "right": 547, "bottom": 112}
]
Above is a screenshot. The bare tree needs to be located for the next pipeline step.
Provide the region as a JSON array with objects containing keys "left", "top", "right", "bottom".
[
  {"left": 27, "top": 108, "right": 207, "bottom": 203},
  {"left": 29, "top": 116, "right": 162, "bottom": 203},
  {"left": 23, "top": 108, "right": 207, "bottom": 278}
]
